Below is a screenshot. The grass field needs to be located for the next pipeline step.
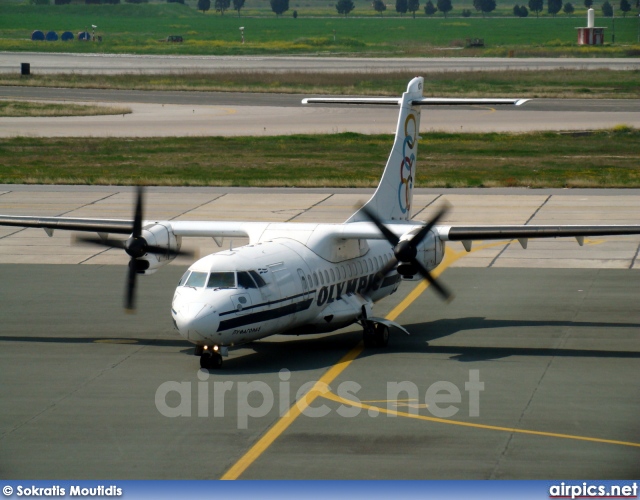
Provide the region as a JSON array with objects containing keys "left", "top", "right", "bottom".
[
  {"left": 1, "top": 3, "right": 639, "bottom": 56},
  {"left": 1, "top": 128, "right": 638, "bottom": 188},
  {"left": 0, "top": 100, "right": 131, "bottom": 116},
  {"left": 3, "top": 69, "right": 639, "bottom": 98}
]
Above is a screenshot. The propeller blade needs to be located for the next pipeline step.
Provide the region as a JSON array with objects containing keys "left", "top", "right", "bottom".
[
  {"left": 132, "top": 186, "right": 144, "bottom": 238},
  {"left": 410, "top": 203, "right": 450, "bottom": 248},
  {"left": 369, "top": 256, "right": 398, "bottom": 291},
  {"left": 125, "top": 259, "right": 137, "bottom": 312},
  {"left": 361, "top": 206, "right": 400, "bottom": 246},
  {"left": 411, "top": 258, "right": 454, "bottom": 302}
]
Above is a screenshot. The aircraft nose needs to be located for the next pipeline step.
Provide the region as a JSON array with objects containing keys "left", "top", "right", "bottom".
[{"left": 173, "top": 302, "right": 219, "bottom": 340}]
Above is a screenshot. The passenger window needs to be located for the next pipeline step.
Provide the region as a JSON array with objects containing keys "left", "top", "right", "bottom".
[
  {"left": 319, "top": 271, "right": 324, "bottom": 285},
  {"left": 207, "top": 272, "right": 235, "bottom": 289},
  {"left": 185, "top": 271, "right": 208, "bottom": 288},
  {"left": 313, "top": 272, "right": 319, "bottom": 287},
  {"left": 324, "top": 270, "right": 330, "bottom": 283},
  {"left": 357, "top": 261, "right": 363, "bottom": 274},
  {"left": 330, "top": 268, "right": 335, "bottom": 282},
  {"left": 307, "top": 275, "right": 313, "bottom": 287},
  {"left": 363, "top": 260, "right": 368, "bottom": 273},
  {"left": 237, "top": 271, "right": 257, "bottom": 289},
  {"left": 249, "top": 270, "right": 267, "bottom": 288}
]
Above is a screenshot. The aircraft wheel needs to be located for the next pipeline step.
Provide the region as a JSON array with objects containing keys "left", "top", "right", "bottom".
[
  {"left": 211, "top": 352, "right": 223, "bottom": 369},
  {"left": 200, "top": 352, "right": 223, "bottom": 369},
  {"left": 362, "top": 321, "right": 377, "bottom": 348},
  {"left": 200, "top": 353, "right": 212, "bottom": 369},
  {"left": 374, "top": 323, "right": 390, "bottom": 348}
]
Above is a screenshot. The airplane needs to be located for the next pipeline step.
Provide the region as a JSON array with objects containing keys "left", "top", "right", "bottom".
[{"left": 1, "top": 76, "right": 640, "bottom": 370}]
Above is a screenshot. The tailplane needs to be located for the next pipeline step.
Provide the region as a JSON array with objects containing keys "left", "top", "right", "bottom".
[{"left": 302, "top": 78, "right": 528, "bottom": 223}]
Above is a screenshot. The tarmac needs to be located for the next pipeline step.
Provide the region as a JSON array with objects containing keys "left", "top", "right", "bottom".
[{"left": 0, "top": 186, "right": 639, "bottom": 479}]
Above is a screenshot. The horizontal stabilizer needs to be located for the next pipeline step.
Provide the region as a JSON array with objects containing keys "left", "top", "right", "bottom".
[{"left": 302, "top": 97, "right": 528, "bottom": 107}]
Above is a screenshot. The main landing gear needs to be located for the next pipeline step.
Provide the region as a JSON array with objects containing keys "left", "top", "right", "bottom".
[
  {"left": 196, "top": 346, "right": 223, "bottom": 369},
  {"left": 363, "top": 320, "right": 389, "bottom": 348}
]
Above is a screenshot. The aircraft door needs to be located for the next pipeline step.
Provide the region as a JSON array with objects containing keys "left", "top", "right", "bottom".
[{"left": 297, "top": 269, "right": 309, "bottom": 300}]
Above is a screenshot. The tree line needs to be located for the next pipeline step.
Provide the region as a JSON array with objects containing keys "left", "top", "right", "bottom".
[{"left": 33, "top": 0, "right": 639, "bottom": 17}]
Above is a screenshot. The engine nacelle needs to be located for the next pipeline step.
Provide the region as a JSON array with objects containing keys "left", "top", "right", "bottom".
[
  {"left": 398, "top": 229, "right": 444, "bottom": 280},
  {"left": 136, "top": 223, "right": 182, "bottom": 275}
]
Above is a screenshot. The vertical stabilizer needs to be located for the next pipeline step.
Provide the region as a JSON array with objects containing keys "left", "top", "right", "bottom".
[{"left": 347, "top": 77, "right": 424, "bottom": 223}]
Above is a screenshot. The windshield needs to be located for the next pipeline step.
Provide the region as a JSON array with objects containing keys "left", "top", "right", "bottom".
[
  {"left": 184, "top": 271, "right": 208, "bottom": 288},
  {"left": 207, "top": 272, "right": 236, "bottom": 289}
]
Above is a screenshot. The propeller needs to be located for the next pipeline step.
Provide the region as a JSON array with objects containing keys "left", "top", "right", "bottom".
[
  {"left": 362, "top": 204, "right": 454, "bottom": 302},
  {"left": 75, "top": 187, "right": 192, "bottom": 312}
]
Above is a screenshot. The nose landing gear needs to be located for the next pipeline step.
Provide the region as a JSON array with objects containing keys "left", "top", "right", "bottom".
[{"left": 200, "top": 351, "right": 223, "bottom": 369}]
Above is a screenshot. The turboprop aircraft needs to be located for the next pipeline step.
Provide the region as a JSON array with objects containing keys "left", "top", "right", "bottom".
[{"left": 1, "top": 76, "right": 640, "bottom": 369}]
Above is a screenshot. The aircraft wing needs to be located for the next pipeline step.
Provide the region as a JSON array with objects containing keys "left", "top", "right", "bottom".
[
  {"left": 436, "top": 224, "right": 640, "bottom": 251},
  {"left": 0, "top": 215, "right": 133, "bottom": 234},
  {"left": 0, "top": 215, "right": 272, "bottom": 243}
]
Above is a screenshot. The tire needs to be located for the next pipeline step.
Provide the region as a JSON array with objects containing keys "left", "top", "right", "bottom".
[{"left": 374, "top": 323, "right": 390, "bottom": 348}]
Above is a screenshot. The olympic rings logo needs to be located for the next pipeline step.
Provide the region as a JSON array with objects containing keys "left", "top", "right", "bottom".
[{"left": 398, "top": 114, "right": 416, "bottom": 214}]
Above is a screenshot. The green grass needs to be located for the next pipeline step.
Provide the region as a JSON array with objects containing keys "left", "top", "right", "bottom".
[
  {"left": 1, "top": 3, "right": 639, "bottom": 56},
  {"left": 3, "top": 69, "right": 640, "bottom": 98},
  {"left": 0, "top": 100, "right": 131, "bottom": 116},
  {"left": 1, "top": 128, "right": 638, "bottom": 188}
]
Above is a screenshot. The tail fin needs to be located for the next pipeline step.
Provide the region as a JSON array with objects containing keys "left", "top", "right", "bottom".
[
  {"left": 302, "top": 78, "right": 528, "bottom": 223},
  {"left": 348, "top": 77, "right": 424, "bottom": 223}
]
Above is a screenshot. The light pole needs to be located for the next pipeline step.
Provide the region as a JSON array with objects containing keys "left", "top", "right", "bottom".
[
  {"left": 91, "top": 24, "right": 97, "bottom": 42},
  {"left": 611, "top": 6, "right": 615, "bottom": 43},
  {"left": 239, "top": 26, "right": 244, "bottom": 44}
]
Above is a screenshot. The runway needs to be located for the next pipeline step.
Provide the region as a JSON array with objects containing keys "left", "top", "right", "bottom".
[
  {"left": 1, "top": 85, "right": 640, "bottom": 136},
  {"left": 2, "top": 53, "right": 639, "bottom": 74},
  {"left": 0, "top": 186, "right": 639, "bottom": 479}
]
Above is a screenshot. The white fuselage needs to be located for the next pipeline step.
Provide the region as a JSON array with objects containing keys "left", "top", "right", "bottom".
[{"left": 171, "top": 237, "right": 404, "bottom": 348}]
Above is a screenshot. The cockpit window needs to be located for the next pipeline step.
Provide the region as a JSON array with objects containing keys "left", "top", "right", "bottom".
[
  {"left": 207, "top": 272, "right": 235, "bottom": 289},
  {"left": 237, "top": 271, "right": 257, "bottom": 289},
  {"left": 185, "top": 271, "right": 208, "bottom": 288},
  {"left": 178, "top": 270, "right": 191, "bottom": 286},
  {"left": 249, "top": 270, "right": 267, "bottom": 288}
]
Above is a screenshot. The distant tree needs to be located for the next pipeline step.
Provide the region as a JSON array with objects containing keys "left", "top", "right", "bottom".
[
  {"left": 270, "top": 0, "right": 289, "bottom": 15},
  {"left": 31, "top": 0, "right": 50, "bottom": 3},
  {"left": 513, "top": 3, "right": 521, "bottom": 14},
  {"left": 396, "top": 0, "right": 408, "bottom": 14},
  {"left": 424, "top": 0, "right": 437, "bottom": 14},
  {"left": 519, "top": 4, "right": 529, "bottom": 14},
  {"left": 477, "top": 0, "right": 496, "bottom": 15},
  {"left": 103, "top": 0, "right": 120, "bottom": 3},
  {"left": 407, "top": 0, "right": 420, "bottom": 17},
  {"left": 601, "top": 0, "right": 613, "bottom": 15},
  {"left": 437, "top": 0, "right": 452, "bottom": 16},
  {"left": 619, "top": 0, "right": 630, "bottom": 15},
  {"left": 583, "top": 0, "right": 592, "bottom": 6},
  {"left": 563, "top": 1, "right": 574, "bottom": 13},
  {"left": 232, "top": 0, "right": 244, "bottom": 15},
  {"left": 167, "top": 0, "right": 185, "bottom": 3},
  {"left": 215, "top": 0, "right": 230, "bottom": 14},
  {"left": 336, "top": 0, "right": 355, "bottom": 14},
  {"left": 472, "top": 0, "right": 481, "bottom": 10},
  {"left": 528, "top": 0, "right": 543, "bottom": 16},
  {"left": 548, "top": 0, "right": 562, "bottom": 15},
  {"left": 125, "top": 0, "right": 149, "bottom": 3},
  {"left": 85, "top": 0, "right": 101, "bottom": 4},
  {"left": 54, "top": 0, "right": 71, "bottom": 4},
  {"left": 198, "top": 0, "right": 210, "bottom": 12},
  {"left": 373, "top": 0, "right": 387, "bottom": 14},
  {"left": 292, "top": 8, "right": 297, "bottom": 16},
  {"left": 461, "top": 7, "right": 472, "bottom": 14}
]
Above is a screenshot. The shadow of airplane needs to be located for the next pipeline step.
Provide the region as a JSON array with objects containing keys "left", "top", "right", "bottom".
[{"left": 2, "top": 315, "right": 638, "bottom": 372}]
